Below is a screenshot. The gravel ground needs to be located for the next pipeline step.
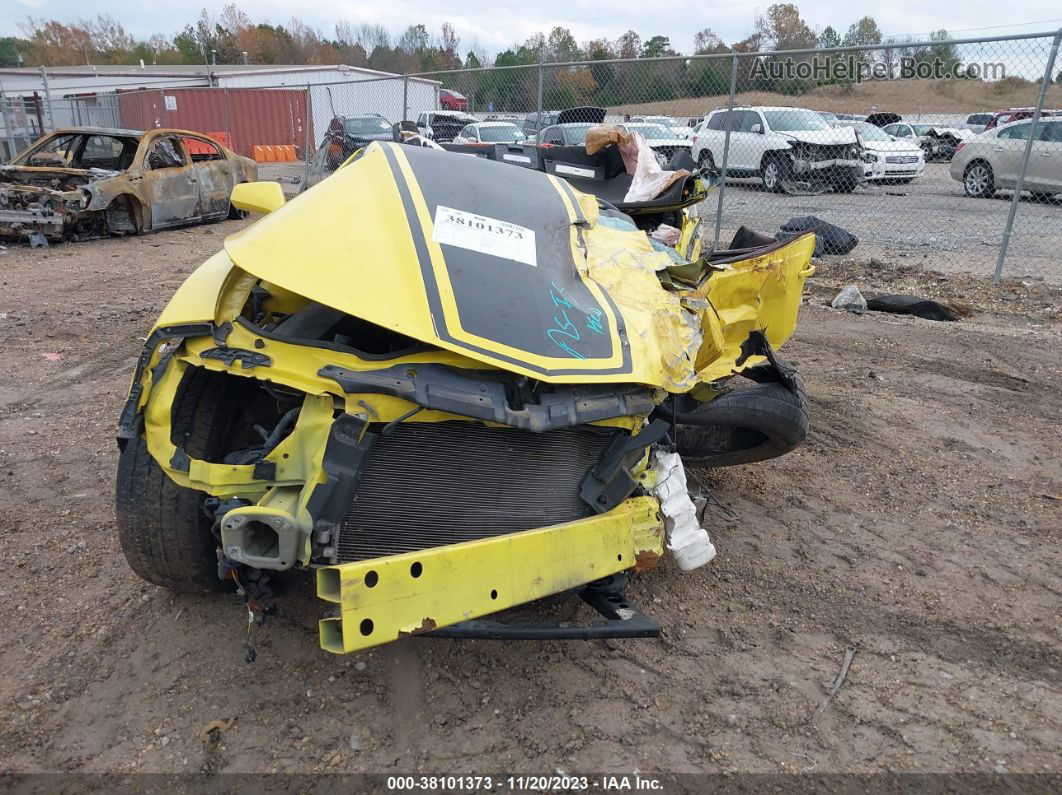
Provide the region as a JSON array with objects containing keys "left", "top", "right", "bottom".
[
  {"left": 702, "top": 163, "right": 1062, "bottom": 283},
  {"left": 0, "top": 221, "right": 1060, "bottom": 778}
]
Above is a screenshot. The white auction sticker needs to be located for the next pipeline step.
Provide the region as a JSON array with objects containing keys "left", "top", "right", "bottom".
[
  {"left": 554, "top": 164, "right": 595, "bottom": 178},
  {"left": 431, "top": 205, "right": 537, "bottom": 267}
]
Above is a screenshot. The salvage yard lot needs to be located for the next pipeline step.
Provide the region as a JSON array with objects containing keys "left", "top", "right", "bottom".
[
  {"left": 0, "top": 222, "right": 1060, "bottom": 775},
  {"left": 710, "top": 163, "right": 1062, "bottom": 281}
]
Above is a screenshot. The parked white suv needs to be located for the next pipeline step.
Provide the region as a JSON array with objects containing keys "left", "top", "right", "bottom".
[{"left": 691, "top": 106, "right": 863, "bottom": 192}]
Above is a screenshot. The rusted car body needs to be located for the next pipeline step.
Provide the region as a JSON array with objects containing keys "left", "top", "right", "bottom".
[{"left": 0, "top": 127, "right": 257, "bottom": 243}]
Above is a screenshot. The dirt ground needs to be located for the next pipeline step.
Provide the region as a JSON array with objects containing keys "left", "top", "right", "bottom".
[{"left": 0, "top": 221, "right": 1060, "bottom": 777}]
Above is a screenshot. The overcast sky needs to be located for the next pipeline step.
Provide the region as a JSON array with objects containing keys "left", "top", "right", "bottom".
[{"left": 3, "top": 0, "right": 1061, "bottom": 56}]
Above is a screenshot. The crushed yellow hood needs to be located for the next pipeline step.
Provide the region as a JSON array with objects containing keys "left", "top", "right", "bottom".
[{"left": 223, "top": 142, "right": 813, "bottom": 391}]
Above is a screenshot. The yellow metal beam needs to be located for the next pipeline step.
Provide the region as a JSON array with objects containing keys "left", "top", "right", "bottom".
[{"left": 316, "top": 497, "right": 664, "bottom": 654}]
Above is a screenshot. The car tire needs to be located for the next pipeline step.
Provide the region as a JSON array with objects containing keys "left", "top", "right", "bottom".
[
  {"left": 760, "top": 154, "right": 788, "bottom": 193},
  {"left": 115, "top": 367, "right": 253, "bottom": 592},
  {"left": 669, "top": 380, "right": 809, "bottom": 468},
  {"left": 696, "top": 150, "right": 715, "bottom": 172},
  {"left": 963, "top": 161, "right": 995, "bottom": 198}
]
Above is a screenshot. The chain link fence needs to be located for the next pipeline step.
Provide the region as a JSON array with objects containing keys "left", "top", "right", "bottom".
[{"left": 2, "top": 30, "right": 1059, "bottom": 281}]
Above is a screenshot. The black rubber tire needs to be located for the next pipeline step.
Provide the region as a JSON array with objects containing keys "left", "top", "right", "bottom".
[
  {"left": 697, "top": 150, "right": 715, "bottom": 171},
  {"left": 760, "top": 154, "right": 789, "bottom": 193},
  {"left": 670, "top": 381, "right": 809, "bottom": 467},
  {"left": 115, "top": 367, "right": 253, "bottom": 592}
]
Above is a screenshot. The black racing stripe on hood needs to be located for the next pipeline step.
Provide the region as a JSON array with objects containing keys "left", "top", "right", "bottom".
[{"left": 378, "top": 142, "right": 633, "bottom": 378}]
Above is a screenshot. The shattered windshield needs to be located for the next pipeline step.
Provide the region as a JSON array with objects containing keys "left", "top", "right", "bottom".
[
  {"left": 763, "top": 110, "right": 831, "bottom": 132},
  {"left": 912, "top": 125, "right": 935, "bottom": 135},
  {"left": 19, "top": 132, "right": 138, "bottom": 169},
  {"left": 23, "top": 134, "right": 82, "bottom": 166}
]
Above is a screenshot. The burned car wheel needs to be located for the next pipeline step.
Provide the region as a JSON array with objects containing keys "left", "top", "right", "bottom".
[
  {"left": 116, "top": 367, "right": 261, "bottom": 592},
  {"left": 963, "top": 161, "right": 995, "bottom": 199}
]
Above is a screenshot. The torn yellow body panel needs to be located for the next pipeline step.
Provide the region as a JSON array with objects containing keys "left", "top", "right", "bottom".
[
  {"left": 576, "top": 197, "right": 704, "bottom": 392},
  {"left": 693, "top": 233, "right": 816, "bottom": 383},
  {"left": 316, "top": 496, "right": 665, "bottom": 654}
]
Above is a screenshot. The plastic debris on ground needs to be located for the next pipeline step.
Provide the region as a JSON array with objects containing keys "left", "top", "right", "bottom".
[
  {"left": 776, "top": 216, "right": 858, "bottom": 256},
  {"left": 866, "top": 294, "right": 960, "bottom": 321}
]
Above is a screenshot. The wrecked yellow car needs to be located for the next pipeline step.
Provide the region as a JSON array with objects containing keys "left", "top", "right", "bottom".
[
  {"left": 1, "top": 127, "right": 257, "bottom": 244},
  {"left": 115, "top": 140, "right": 814, "bottom": 654}
]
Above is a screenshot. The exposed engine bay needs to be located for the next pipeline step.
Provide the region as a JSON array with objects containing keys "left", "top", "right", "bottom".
[{"left": 115, "top": 140, "right": 815, "bottom": 655}]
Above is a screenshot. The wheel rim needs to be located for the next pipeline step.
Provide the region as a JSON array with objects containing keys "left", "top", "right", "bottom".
[
  {"left": 966, "top": 165, "right": 989, "bottom": 195},
  {"left": 763, "top": 162, "right": 778, "bottom": 189}
]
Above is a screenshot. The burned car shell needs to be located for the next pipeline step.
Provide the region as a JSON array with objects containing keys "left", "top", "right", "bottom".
[
  {"left": 1, "top": 127, "right": 257, "bottom": 242},
  {"left": 117, "top": 141, "right": 815, "bottom": 654}
]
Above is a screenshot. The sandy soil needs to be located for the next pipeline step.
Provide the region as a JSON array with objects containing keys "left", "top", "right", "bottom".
[{"left": 0, "top": 222, "right": 1060, "bottom": 776}]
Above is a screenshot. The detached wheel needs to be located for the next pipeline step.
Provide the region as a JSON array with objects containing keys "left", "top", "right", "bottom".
[
  {"left": 697, "top": 150, "right": 715, "bottom": 171},
  {"left": 964, "top": 161, "right": 995, "bottom": 198},
  {"left": 116, "top": 367, "right": 257, "bottom": 592},
  {"left": 761, "top": 155, "right": 788, "bottom": 193}
]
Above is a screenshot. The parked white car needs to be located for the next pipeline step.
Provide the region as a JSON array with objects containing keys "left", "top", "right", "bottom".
[
  {"left": 618, "top": 123, "right": 693, "bottom": 166},
  {"left": 452, "top": 121, "right": 527, "bottom": 145},
  {"left": 832, "top": 121, "right": 925, "bottom": 183},
  {"left": 950, "top": 118, "right": 1062, "bottom": 199},
  {"left": 690, "top": 106, "right": 863, "bottom": 192},
  {"left": 630, "top": 115, "right": 696, "bottom": 139}
]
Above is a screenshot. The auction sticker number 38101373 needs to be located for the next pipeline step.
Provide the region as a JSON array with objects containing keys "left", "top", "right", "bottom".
[{"left": 432, "top": 205, "right": 537, "bottom": 268}]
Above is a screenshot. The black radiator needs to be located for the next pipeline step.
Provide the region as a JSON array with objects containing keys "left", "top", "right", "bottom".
[{"left": 335, "top": 421, "right": 618, "bottom": 562}]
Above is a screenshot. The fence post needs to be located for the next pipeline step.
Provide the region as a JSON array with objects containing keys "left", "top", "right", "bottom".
[
  {"left": 38, "top": 66, "right": 54, "bottom": 132},
  {"left": 993, "top": 28, "right": 1061, "bottom": 282},
  {"left": 304, "top": 84, "right": 312, "bottom": 184},
  {"left": 536, "top": 61, "right": 544, "bottom": 122},
  {"left": 712, "top": 52, "right": 740, "bottom": 251},
  {"left": 0, "top": 74, "right": 17, "bottom": 160},
  {"left": 402, "top": 75, "right": 409, "bottom": 121}
]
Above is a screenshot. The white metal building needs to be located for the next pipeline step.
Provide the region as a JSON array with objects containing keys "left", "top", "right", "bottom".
[{"left": 0, "top": 63, "right": 440, "bottom": 158}]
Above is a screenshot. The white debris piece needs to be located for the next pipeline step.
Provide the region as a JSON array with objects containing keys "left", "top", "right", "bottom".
[
  {"left": 650, "top": 224, "right": 681, "bottom": 247},
  {"left": 650, "top": 450, "right": 716, "bottom": 570}
]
